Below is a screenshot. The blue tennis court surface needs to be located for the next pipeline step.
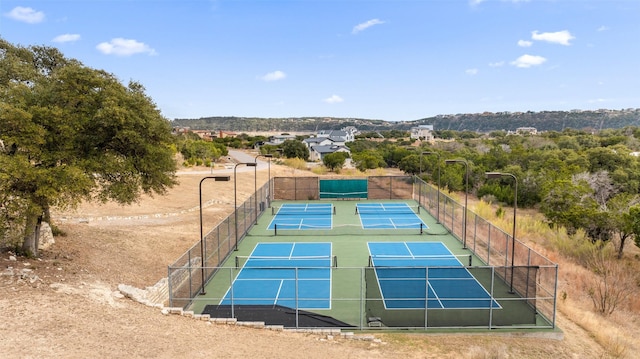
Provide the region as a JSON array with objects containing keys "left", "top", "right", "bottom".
[
  {"left": 220, "top": 242, "right": 332, "bottom": 309},
  {"left": 369, "top": 242, "right": 500, "bottom": 310},
  {"left": 268, "top": 203, "right": 333, "bottom": 230},
  {"left": 357, "top": 203, "right": 426, "bottom": 229}
]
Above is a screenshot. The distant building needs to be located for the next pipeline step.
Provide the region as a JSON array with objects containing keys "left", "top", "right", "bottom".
[
  {"left": 264, "top": 134, "right": 296, "bottom": 145},
  {"left": 172, "top": 126, "right": 190, "bottom": 134},
  {"left": 316, "top": 128, "right": 357, "bottom": 143},
  {"left": 515, "top": 127, "right": 537, "bottom": 135},
  {"left": 191, "top": 130, "right": 215, "bottom": 141},
  {"left": 410, "top": 125, "right": 434, "bottom": 141},
  {"left": 308, "top": 144, "right": 351, "bottom": 162},
  {"left": 303, "top": 127, "right": 357, "bottom": 161}
]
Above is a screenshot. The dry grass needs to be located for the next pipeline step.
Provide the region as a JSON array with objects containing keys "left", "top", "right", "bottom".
[
  {"left": 280, "top": 157, "right": 308, "bottom": 170},
  {"left": 2, "top": 158, "right": 639, "bottom": 358},
  {"left": 478, "top": 198, "right": 640, "bottom": 358}
]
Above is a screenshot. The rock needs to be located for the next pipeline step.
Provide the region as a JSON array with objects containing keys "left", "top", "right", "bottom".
[{"left": 39, "top": 222, "right": 55, "bottom": 250}]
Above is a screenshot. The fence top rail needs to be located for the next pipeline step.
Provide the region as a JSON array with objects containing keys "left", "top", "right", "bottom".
[{"left": 167, "top": 264, "right": 559, "bottom": 271}]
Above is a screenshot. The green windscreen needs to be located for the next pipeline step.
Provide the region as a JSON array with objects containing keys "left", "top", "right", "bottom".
[{"left": 319, "top": 179, "right": 367, "bottom": 199}]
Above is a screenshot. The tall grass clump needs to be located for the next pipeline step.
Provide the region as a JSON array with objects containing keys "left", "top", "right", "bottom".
[
  {"left": 310, "top": 166, "right": 328, "bottom": 175},
  {"left": 340, "top": 168, "right": 367, "bottom": 176},
  {"left": 282, "top": 157, "right": 308, "bottom": 171}
]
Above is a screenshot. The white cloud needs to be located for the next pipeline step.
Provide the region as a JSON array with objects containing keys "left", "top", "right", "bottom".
[
  {"left": 531, "top": 30, "right": 575, "bottom": 46},
  {"left": 489, "top": 61, "right": 505, "bottom": 67},
  {"left": 466, "top": 68, "right": 478, "bottom": 75},
  {"left": 510, "top": 54, "right": 547, "bottom": 68},
  {"left": 352, "top": 19, "right": 385, "bottom": 34},
  {"left": 5, "top": 6, "right": 45, "bottom": 24},
  {"left": 52, "top": 34, "right": 80, "bottom": 43},
  {"left": 96, "top": 38, "right": 157, "bottom": 56},
  {"left": 260, "top": 70, "right": 286, "bottom": 82},
  {"left": 518, "top": 40, "right": 532, "bottom": 47},
  {"left": 323, "top": 95, "right": 344, "bottom": 104},
  {"left": 597, "top": 25, "right": 609, "bottom": 32}
]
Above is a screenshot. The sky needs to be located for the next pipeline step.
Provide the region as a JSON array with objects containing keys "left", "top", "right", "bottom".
[{"left": 1, "top": 0, "right": 639, "bottom": 122}]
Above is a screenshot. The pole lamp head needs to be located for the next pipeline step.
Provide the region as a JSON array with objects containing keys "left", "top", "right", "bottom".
[{"left": 485, "top": 172, "right": 504, "bottom": 179}]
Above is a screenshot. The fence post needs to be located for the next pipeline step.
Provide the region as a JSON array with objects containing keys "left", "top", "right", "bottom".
[
  {"left": 489, "top": 266, "right": 495, "bottom": 329},
  {"left": 188, "top": 250, "right": 193, "bottom": 298},
  {"left": 424, "top": 267, "right": 429, "bottom": 329},
  {"left": 360, "top": 267, "right": 365, "bottom": 329},
  {"left": 487, "top": 227, "right": 492, "bottom": 265},
  {"left": 167, "top": 266, "right": 173, "bottom": 307}
]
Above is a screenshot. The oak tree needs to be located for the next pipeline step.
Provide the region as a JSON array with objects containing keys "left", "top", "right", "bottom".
[{"left": 0, "top": 39, "right": 177, "bottom": 256}]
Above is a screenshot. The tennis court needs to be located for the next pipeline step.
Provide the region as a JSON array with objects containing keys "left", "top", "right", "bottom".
[
  {"left": 220, "top": 242, "right": 333, "bottom": 309},
  {"left": 357, "top": 202, "right": 426, "bottom": 229},
  {"left": 181, "top": 192, "right": 556, "bottom": 329},
  {"left": 267, "top": 203, "right": 333, "bottom": 230},
  {"left": 369, "top": 242, "right": 500, "bottom": 310}
]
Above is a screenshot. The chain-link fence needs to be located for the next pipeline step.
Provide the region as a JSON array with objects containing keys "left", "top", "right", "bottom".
[
  {"left": 414, "top": 176, "right": 558, "bottom": 328},
  {"left": 168, "top": 176, "right": 557, "bottom": 329},
  {"left": 273, "top": 176, "right": 413, "bottom": 200},
  {"left": 168, "top": 181, "right": 269, "bottom": 309},
  {"left": 182, "top": 265, "right": 552, "bottom": 329}
]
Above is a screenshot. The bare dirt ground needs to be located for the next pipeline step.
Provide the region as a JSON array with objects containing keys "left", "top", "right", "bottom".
[{"left": 0, "top": 160, "right": 626, "bottom": 358}]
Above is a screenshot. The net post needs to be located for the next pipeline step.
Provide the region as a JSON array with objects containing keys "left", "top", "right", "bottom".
[
  {"left": 368, "top": 255, "right": 373, "bottom": 267},
  {"left": 417, "top": 206, "right": 420, "bottom": 214},
  {"left": 355, "top": 207, "right": 359, "bottom": 214},
  {"left": 271, "top": 206, "right": 275, "bottom": 215},
  {"left": 420, "top": 223, "right": 423, "bottom": 234},
  {"left": 333, "top": 206, "right": 336, "bottom": 215},
  {"left": 274, "top": 223, "right": 278, "bottom": 236},
  {"left": 468, "top": 255, "right": 472, "bottom": 266},
  {"left": 333, "top": 255, "right": 338, "bottom": 268}
]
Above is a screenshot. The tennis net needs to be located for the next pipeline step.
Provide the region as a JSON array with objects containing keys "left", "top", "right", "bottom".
[
  {"left": 271, "top": 223, "right": 426, "bottom": 236},
  {"left": 235, "top": 255, "right": 338, "bottom": 268},
  {"left": 368, "top": 254, "right": 473, "bottom": 267},
  {"left": 355, "top": 204, "right": 420, "bottom": 215},
  {"left": 272, "top": 204, "right": 336, "bottom": 216}
]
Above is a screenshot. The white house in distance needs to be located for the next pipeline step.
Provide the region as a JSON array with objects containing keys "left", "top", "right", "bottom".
[
  {"left": 410, "top": 125, "right": 435, "bottom": 141},
  {"left": 304, "top": 127, "right": 357, "bottom": 161},
  {"left": 264, "top": 134, "right": 296, "bottom": 145}
]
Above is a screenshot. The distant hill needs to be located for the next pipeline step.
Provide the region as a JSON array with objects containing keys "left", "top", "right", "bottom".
[{"left": 172, "top": 108, "right": 640, "bottom": 133}]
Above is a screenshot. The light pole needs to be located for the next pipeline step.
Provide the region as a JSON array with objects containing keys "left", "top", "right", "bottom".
[
  {"left": 234, "top": 162, "right": 257, "bottom": 251},
  {"left": 199, "top": 175, "right": 230, "bottom": 295},
  {"left": 254, "top": 153, "right": 273, "bottom": 222},
  {"left": 445, "top": 159, "right": 469, "bottom": 249},
  {"left": 486, "top": 172, "right": 517, "bottom": 293},
  {"left": 422, "top": 151, "right": 441, "bottom": 223}
]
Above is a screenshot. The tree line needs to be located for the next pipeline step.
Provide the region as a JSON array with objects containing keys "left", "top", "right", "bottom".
[
  {"left": 211, "top": 128, "right": 640, "bottom": 258},
  {"left": 173, "top": 108, "right": 640, "bottom": 133}
]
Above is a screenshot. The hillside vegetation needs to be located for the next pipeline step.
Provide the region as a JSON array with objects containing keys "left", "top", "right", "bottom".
[{"left": 172, "top": 108, "right": 640, "bottom": 133}]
